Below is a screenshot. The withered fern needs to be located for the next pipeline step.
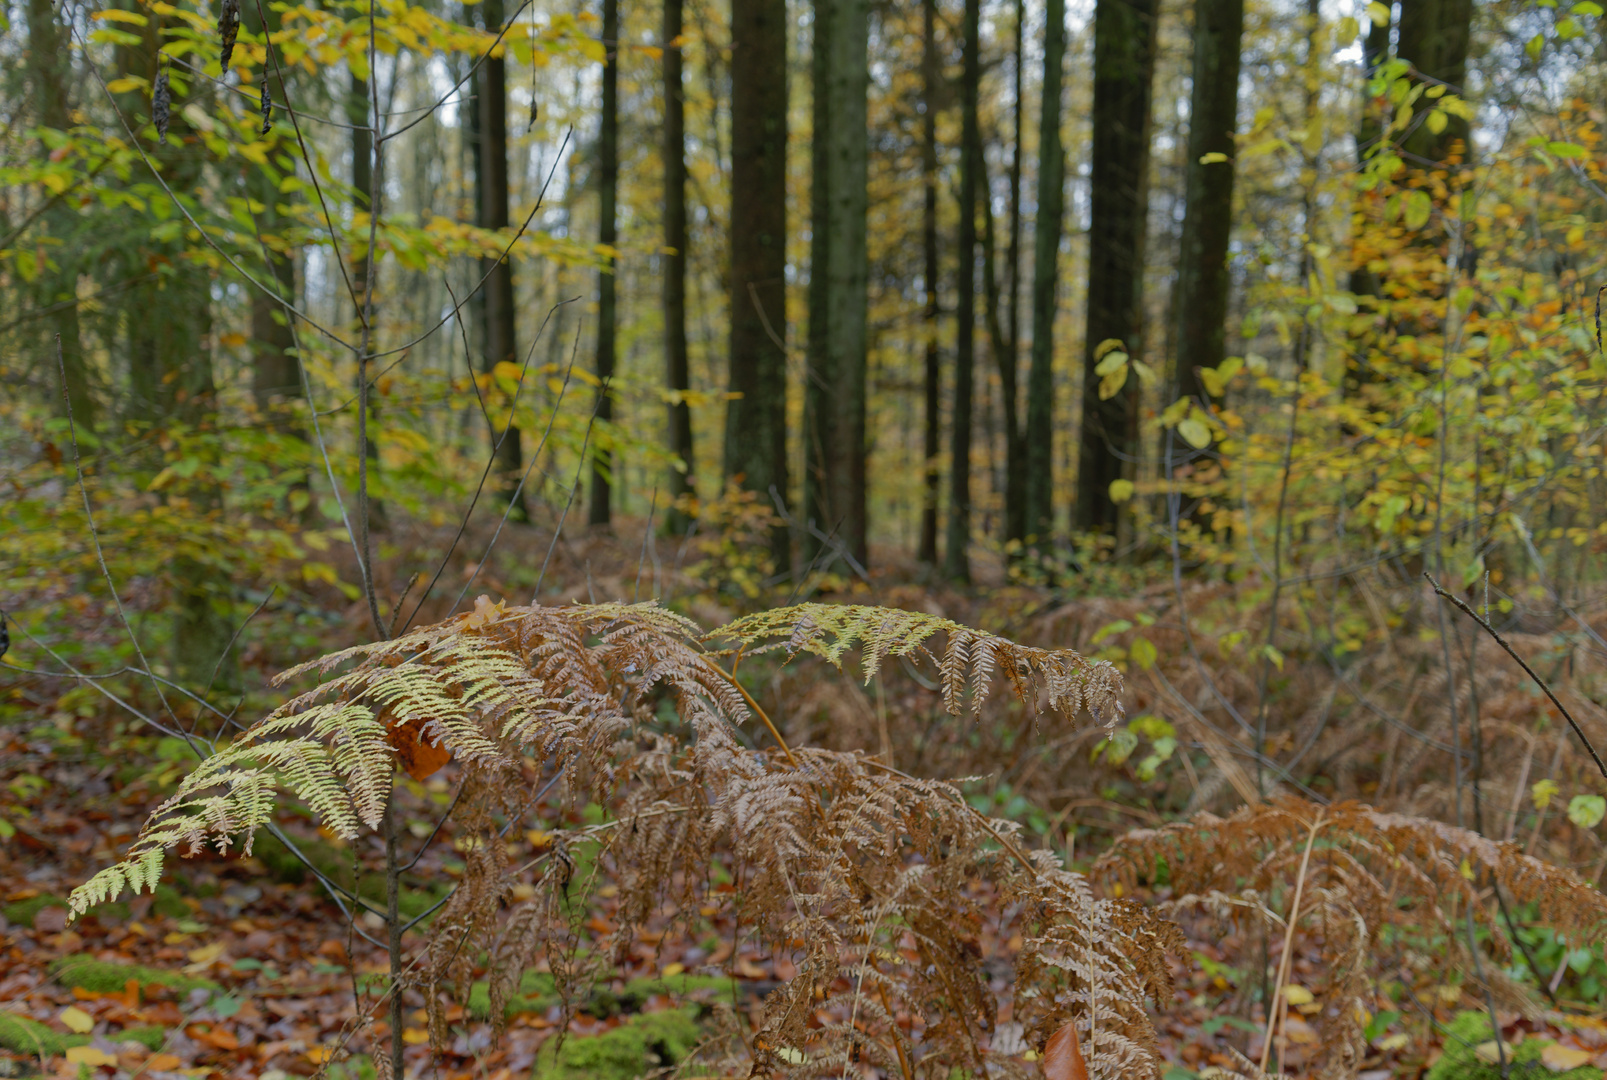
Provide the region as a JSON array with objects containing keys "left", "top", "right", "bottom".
[{"left": 71, "top": 600, "right": 1176, "bottom": 1076}]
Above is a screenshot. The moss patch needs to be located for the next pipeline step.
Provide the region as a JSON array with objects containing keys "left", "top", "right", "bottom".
[
  {"left": 116, "top": 1026, "right": 167, "bottom": 1052},
  {"left": 531, "top": 1009, "right": 703, "bottom": 1080},
  {"left": 465, "top": 971, "right": 740, "bottom": 1021},
  {"left": 1, "top": 895, "right": 68, "bottom": 929},
  {"left": 0, "top": 1013, "right": 89, "bottom": 1057},
  {"left": 50, "top": 956, "right": 219, "bottom": 997},
  {"left": 1426, "top": 1011, "right": 1603, "bottom": 1080}
]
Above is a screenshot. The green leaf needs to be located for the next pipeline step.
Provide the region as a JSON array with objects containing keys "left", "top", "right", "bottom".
[
  {"left": 1547, "top": 141, "right": 1587, "bottom": 158},
  {"left": 1262, "top": 644, "right": 1285, "bottom": 671},
  {"left": 1574, "top": 1, "right": 1604, "bottom": 15},
  {"left": 1198, "top": 152, "right": 1230, "bottom": 165},
  {"left": 1108, "top": 478, "right": 1135, "bottom": 504},
  {"left": 1365, "top": 1, "right": 1391, "bottom": 23},
  {"left": 1403, "top": 190, "right": 1432, "bottom": 229},
  {"left": 1532, "top": 779, "right": 1560, "bottom": 809},
  {"left": 1568, "top": 794, "right": 1605, "bottom": 828},
  {"left": 1177, "top": 417, "right": 1212, "bottom": 449},
  {"left": 1130, "top": 636, "right": 1157, "bottom": 671},
  {"left": 1091, "top": 619, "right": 1134, "bottom": 644}
]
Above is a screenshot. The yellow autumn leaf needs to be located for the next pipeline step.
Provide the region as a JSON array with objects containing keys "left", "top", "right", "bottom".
[
  {"left": 1109, "top": 479, "right": 1135, "bottom": 504},
  {"left": 1177, "top": 417, "right": 1212, "bottom": 449},
  {"left": 1426, "top": 110, "right": 1448, "bottom": 135},
  {"left": 402, "top": 1028, "right": 430, "bottom": 1045},
  {"left": 59, "top": 1006, "right": 94, "bottom": 1034},
  {"left": 661, "top": 962, "right": 685, "bottom": 978},
  {"left": 106, "top": 76, "right": 149, "bottom": 94},
  {"left": 65, "top": 1047, "right": 118, "bottom": 1067},
  {"left": 1283, "top": 985, "right": 1314, "bottom": 1006},
  {"left": 306, "top": 1047, "right": 335, "bottom": 1064}
]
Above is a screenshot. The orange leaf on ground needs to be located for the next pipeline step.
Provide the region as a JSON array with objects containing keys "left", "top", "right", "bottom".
[{"left": 1043, "top": 1020, "right": 1089, "bottom": 1080}]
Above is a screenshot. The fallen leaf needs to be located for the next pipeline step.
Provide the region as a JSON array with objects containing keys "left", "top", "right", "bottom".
[
  {"left": 64, "top": 1046, "right": 117, "bottom": 1067},
  {"left": 1475, "top": 1040, "right": 1517, "bottom": 1065},
  {"left": 403, "top": 1028, "right": 430, "bottom": 1045},
  {"left": 1283, "top": 985, "right": 1314, "bottom": 1006},
  {"left": 306, "top": 1046, "right": 334, "bottom": 1064},
  {"left": 1542, "top": 1043, "right": 1595, "bottom": 1071},
  {"left": 1377, "top": 1033, "right": 1410, "bottom": 1051},
  {"left": 1042, "top": 1020, "right": 1089, "bottom": 1080},
  {"left": 59, "top": 1006, "right": 95, "bottom": 1034},
  {"left": 146, "top": 1055, "right": 182, "bottom": 1071},
  {"left": 661, "top": 962, "right": 685, "bottom": 978}
]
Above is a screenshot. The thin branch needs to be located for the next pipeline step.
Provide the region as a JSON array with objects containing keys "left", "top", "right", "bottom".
[{"left": 1426, "top": 573, "right": 1607, "bottom": 780}]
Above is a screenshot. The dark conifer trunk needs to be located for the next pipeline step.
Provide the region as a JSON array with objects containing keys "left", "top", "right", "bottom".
[
  {"left": 725, "top": 0, "right": 790, "bottom": 562},
  {"left": 805, "top": 0, "right": 869, "bottom": 568},
  {"left": 1171, "top": 0, "right": 1244, "bottom": 417},
  {"left": 589, "top": 0, "right": 619, "bottom": 526},
  {"left": 1025, "top": 0, "right": 1067, "bottom": 550},
  {"left": 664, "top": 0, "right": 695, "bottom": 532},
  {"left": 942, "top": 0, "right": 980, "bottom": 583},
  {"left": 1074, "top": 0, "right": 1158, "bottom": 541},
  {"left": 917, "top": 0, "right": 941, "bottom": 566},
  {"left": 477, "top": 0, "right": 527, "bottom": 520}
]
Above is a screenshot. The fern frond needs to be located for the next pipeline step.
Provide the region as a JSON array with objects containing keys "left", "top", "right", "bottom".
[{"left": 716, "top": 602, "right": 1125, "bottom": 725}]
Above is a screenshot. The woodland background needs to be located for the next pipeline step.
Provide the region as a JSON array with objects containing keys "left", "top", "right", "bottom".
[{"left": 5, "top": 0, "right": 1607, "bottom": 1074}]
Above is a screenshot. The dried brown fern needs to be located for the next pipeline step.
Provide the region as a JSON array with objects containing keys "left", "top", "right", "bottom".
[
  {"left": 1099, "top": 795, "right": 1607, "bottom": 1077},
  {"left": 71, "top": 600, "right": 1177, "bottom": 1077}
]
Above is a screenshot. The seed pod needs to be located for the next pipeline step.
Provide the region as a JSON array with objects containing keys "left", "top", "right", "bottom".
[
  {"left": 260, "top": 82, "right": 272, "bottom": 134},
  {"left": 152, "top": 71, "right": 171, "bottom": 145},
  {"left": 218, "top": 0, "right": 240, "bottom": 70}
]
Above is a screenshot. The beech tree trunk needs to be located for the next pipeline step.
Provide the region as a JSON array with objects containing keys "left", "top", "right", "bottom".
[
  {"left": 918, "top": 0, "right": 941, "bottom": 566},
  {"left": 804, "top": 0, "right": 869, "bottom": 568},
  {"left": 942, "top": 0, "right": 980, "bottom": 583},
  {"left": 589, "top": 0, "right": 619, "bottom": 527},
  {"left": 664, "top": 0, "right": 695, "bottom": 532},
  {"left": 477, "top": 0, "right": 527, "bottom": 520},
  {"left": 1171, "top": 0, "right": 1244, "bottom": 417},
  {"left": 1074, "top": 0, "right": 1158, "bottom": 541},
  {"left": 1025, "top": 0, "right": 1067, "bottom": 549},
  {"left": 1396, "top": 0, "right": 1474, "bottom": 164},
  {"left": 725, "top": 0, "right": 790, "bottom": 562}
]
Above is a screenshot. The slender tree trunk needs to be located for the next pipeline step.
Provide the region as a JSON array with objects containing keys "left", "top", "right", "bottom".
[
  {"left": 26, "top": 0, "right": 93, "bottom": 430},
  {"left": 942, "top": 0, "right": 980, "bottom": 582},
  {"left": 1397, "top": 0, "right": 1474, "bottom": 165},
  {"left": 247, "top": 0, "right": 298, "bottom": 413},
  {"left": 1025, "top": 0, "right": 1067, "bottom": 550},
  {"left": 918, "top": 0, "right": 941, "bottom": 566},
  {"left": 477, "top": 0, "right": 528, "bottom": 520},
  {"left": 664, "top": 0, "right": 695, "bottom": 532},
  {"left": 590, "top": 0, "right": 619, "bottom": 527},
  {"left": 805, "top": 0, "right": 869, "bottom": 568},
  {"left": 350, "top": 67, "right": 387, "bottom": 529},
  {"left": 1345, "top": 8, "right": 1392, "bottom": 388},
  {"left": 1074, "top": 0, "right": 1158, "bottom": 541},
  {"left": 1171, "top": 0, "right": 1244, "bottom": 416},
  {"left": 1004, "top": 0, "right": 1025, "bottom": 545},
  {"left": 725, "top": 0, "right": 790, "bottom": 563}
]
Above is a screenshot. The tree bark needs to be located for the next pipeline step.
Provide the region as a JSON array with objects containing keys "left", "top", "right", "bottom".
[
  {"left": 589, "top": 0, "right": 619, "bottom": 527},
  {"left": 1171, "top": 0, "right": 1244, "bottom": 415},
  {"left": 27, "top": 0, "right": 93, "bottom": 430},
  {"left": 805, "top": 0, "right": 869, "bottom": 568},
  {"left": 1025, "top": 0, "right": 1067, "bottom": 549},
  {"left": 725, "top": 0, "right": 790, "bottom": 564},
  {"left": 942, "top": 0, "right": 980, "bottom": 582},
  {"left": 349, "top": 64, "right": 387, "bottom": 530},
  {"left": 917, "top": 0, "right": 941, "bottom": 566},
  {"left": 1074, "top": 0, "right": 1158, "bottom": 541},
  {"left": 1396, "top": 0, "right": 1474, "bottom": 164},
  {"left": 477, "top": 0, "right": 528, "bottom": 520},
  {"left": 664, "top": 0, "right": 695, "bottom": 532}
]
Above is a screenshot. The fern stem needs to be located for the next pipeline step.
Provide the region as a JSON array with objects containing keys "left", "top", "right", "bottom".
[
  {"left": 1261, "top": 811, "right": 1323, "bottom": 1074},
  {"left": 708, "top": 659, "right": 799, "bottom": 767}
]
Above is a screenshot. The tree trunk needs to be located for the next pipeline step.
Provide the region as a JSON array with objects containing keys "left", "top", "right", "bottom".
[
  {"left": 1025, "top": 0, "right": 1067, "bottom": 549},
  {"left": 917, "top": 0, "right": 941, "bottom": 566},
  {"left": 589, "top": 0, "right": 619, "bottom": 527},
  {"left": 725, "top": 0, "right": 790, "bottom": 564},
  {"left": 350, "top": 66, "right": 386, "bottom": 530},
  {"left": 805, "top": 0, "right": 869, "bottom": 568},
  {"left": 1074, "top": 0, "right": 1158, "bottom": 541},
  {"left": 248, "top": 0, "right": 299, "bottom": 414},
  {"left": 26, "top": 0, "right": 93, "bottom": 430},
  {"left": 1396, "top": 0, "right": 1474, "bottom": 164},
  {"left": 664, "top": 0, "right": 695, "bottom": 533},
  {"left": 477, "top": 0, "right": 528, "bottom": 520},
  {"left": 1170, "top": 0, "right": 1244, "bottom": 417},
  {"left": 1004, "top": 0, "right": 1025, "bottom": 546},
  {"left": 942, "top": 0, "right": 980, "bottom": 583}
]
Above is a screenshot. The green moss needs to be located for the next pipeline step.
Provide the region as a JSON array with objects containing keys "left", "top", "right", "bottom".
[
  {"left": 2, "top": 894, "right": 68, "bottom": 928},
  {"left": 116, "top": 1026, "right": 167, "bottom": 1052},
  {"left": 50, "top": 955, "right": 220, "bottom": 997},
  {"left": 151, "top": 884, "right": 191, "bottom": 920},
  {"left": 0, "top": 1012, "right": 89, "bottom": 1057},
  {"left": 466, "top": 971, "right": 559, "bottom": 1019},
  {"left": 1426, "top": 1011, "right": 1603, "bottom": 1080},
  {"left": 531, "top": 1009, "right": 703, "bottom": 1080},
  {"left": 620, "top": 973, "right": 740, "bottom": 1005}
]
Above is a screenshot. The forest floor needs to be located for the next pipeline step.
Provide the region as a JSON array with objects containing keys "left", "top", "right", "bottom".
[{"left": 6, "top": 516, "right": 1607, "bottom": 1078}]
